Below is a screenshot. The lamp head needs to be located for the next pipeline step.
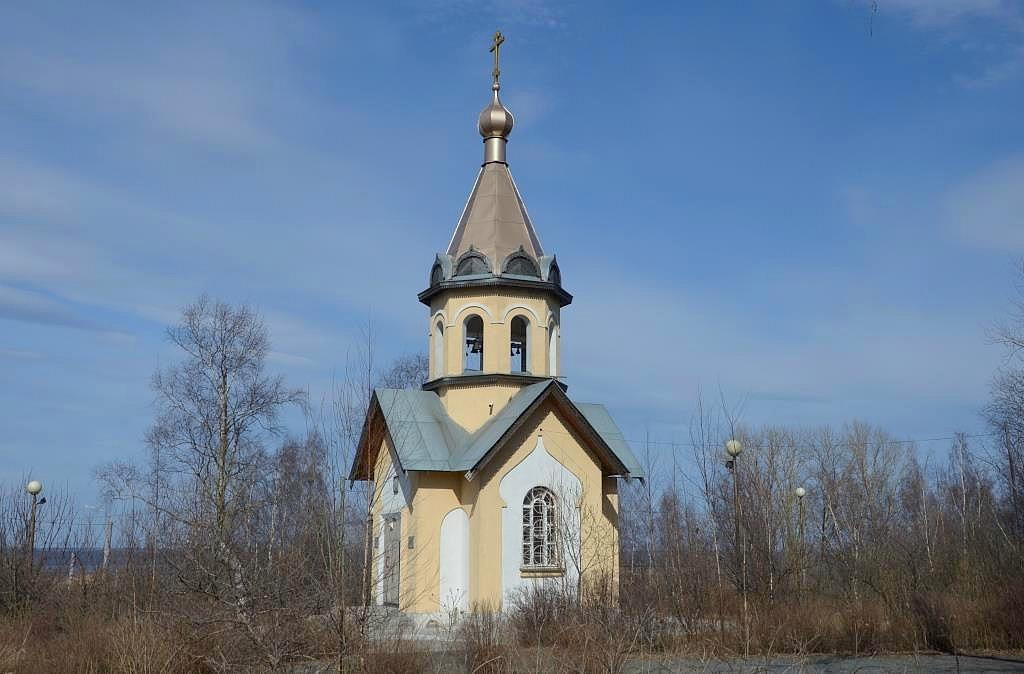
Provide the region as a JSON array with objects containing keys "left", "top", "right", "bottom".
[
  {"left": 26, "top": 480, "right": 42, "bottom": 496},
  {"left": 725, "top": 439, "right": 742, "bottom": 458},
  {"left": 794, "top": 486, "right": 806, "bottom": 499}
]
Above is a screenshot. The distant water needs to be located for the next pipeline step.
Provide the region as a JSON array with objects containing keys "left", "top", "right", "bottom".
[{"left": 37, "top": 548, "right": 139, "bottom": 573}]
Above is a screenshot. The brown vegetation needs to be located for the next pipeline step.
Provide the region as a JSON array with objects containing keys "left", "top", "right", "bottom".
[
  {"left": 2, "top": 283, "right": 1024, "bottom": 672},
  {"left": 619, "top": 421, "right": 1024, "bottom": 659}
]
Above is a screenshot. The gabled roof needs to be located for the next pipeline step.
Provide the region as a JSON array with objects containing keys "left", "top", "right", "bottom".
[
  {"left": 364, "top": 388, "right": 470, "bottom": 472},
  {"left": 575, "top": 403, "right": 645, "bottom": 478},
  {"left": 349, "top": 380, "right": 644, "bottom": 482},
  {"left": 445, "top": 163, "right": 544, "bottom": 271}
]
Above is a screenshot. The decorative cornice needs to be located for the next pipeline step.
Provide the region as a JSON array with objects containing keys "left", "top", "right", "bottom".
[
  {"left": 418, "top": 277, "right": 572, "bottom": 307},
  {"left": 422, "top": 373, "right": 567, "bottom": 392}
]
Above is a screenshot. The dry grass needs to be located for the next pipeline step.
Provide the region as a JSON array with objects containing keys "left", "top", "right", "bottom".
[
  {"left": 3, "top": 586, "right": 1024, "bottom": 673},
  {"left": 0, "top": 611, "right": 195, "bottom": 674}
]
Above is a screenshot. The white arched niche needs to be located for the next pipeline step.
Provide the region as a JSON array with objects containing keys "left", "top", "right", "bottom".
[
  {"left": 439, "top": 507, "right": 469, "bottom": 613},
  {"left": 432, "top": 319, "right": 445, "bottom": 378},
  {"left": 497, "top": 436, "right": 581, "bottom": 604},
  {"left": 548, "top": 321, "right": 558, "bottom": 377}
]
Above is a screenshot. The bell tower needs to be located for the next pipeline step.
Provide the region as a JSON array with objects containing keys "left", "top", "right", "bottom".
[{"left": 419, "top": 32, "right": 571, "bottom": 432}]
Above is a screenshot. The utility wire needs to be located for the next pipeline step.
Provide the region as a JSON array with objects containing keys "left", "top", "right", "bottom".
[{"left": 380, "top": 415, "right": 998, "bottom": 451}]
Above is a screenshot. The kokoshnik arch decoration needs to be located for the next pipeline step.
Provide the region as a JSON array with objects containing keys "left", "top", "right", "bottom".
[{"left": 349, "top": 32, "right": 644, "bottom": 618}]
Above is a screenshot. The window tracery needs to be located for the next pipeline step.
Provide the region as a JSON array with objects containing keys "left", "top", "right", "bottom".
[{"left": 522, "top": 486, "right": 557, "bottom": 568}]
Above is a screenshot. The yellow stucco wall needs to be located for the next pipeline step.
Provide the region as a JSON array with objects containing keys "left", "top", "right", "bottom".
[
  {"left": 405, "top": 471, "right": 464, "bottom": 612},
  {"left": 369, "top": 434, "right": 466, "bottom": 613},
  {"left": 468, "top": 398, "right": 619, "bottom": 609},
  {"left": 365, "top": 279, "right": 619, "bottom": 614},
  {"left": 435, "top": 382, "right": 522, "bottom": 433},
  {"left": 428, "top": 288, "right": 561, "bottom": 382},
  {"left": 426, "top": 288, "right": 563, "bottom": 433},
  {"left": 368, "top": 397, "right": 619, "bottom": 614},
  {"left": 368, "top": 435, "right": 402, "bottom": 606}
]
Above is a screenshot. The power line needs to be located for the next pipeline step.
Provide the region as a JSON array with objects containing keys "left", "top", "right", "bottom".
[
  {"left": 532, "top": 427, "right": 998, "bottom": 451},
  {"left": 615, "top": 431, "right": 997, "bottom": 451},
  {"left": 380, "top": 415, "right": 998, "bottom": 452}
]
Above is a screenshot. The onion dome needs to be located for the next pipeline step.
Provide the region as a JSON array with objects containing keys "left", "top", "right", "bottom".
[{"left": 478, "top": 84, "right": 514, "bottom": 141}]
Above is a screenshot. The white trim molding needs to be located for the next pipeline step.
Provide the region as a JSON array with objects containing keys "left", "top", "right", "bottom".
[
  {"left": 500, "top": 304, "right": 542, "bottom": 326},
  {"left": 449, "top": 303, "right": 497, "bottom": 326},
  {"left": 497, "top": 436, "right": 581, "bottom": 604}
]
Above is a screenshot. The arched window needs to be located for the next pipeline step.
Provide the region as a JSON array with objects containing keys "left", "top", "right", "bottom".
[
  {"left": 510, "top": 316, "right": 528, "bottom": 373},
  {"left": 503, "top": 253, "right": 540, "bottom": 278},
  {"left": 463, "top": 315, "right": 484, "bottom": 372},
  {"left": 548, "top": 321, "right": 558, "bottom": 377},
  {"left": 522, "top": 487, "right": 557, "bottom": 568},
  {"left": 548, "top": 261, "right": 562, "bottom": 287},
  {"left": 455, "top": 253, "right": 490, "bottom": 277},
  {"left": 430, "top": 262, "right": 444, "bottom": 286},
  {"left": 432, "top": 320, "right": 444, "bottom": 378}
]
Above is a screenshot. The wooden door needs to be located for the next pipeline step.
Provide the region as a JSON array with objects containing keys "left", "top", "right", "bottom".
[{"left": 382, "top": 513, "right": 400, "bottom": 607}]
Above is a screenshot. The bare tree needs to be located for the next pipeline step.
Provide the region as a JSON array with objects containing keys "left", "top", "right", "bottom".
[
  {"left": 987, "top": 377, "right": 1024, "bottom": 538},
  {"left": 301, "top": 330, "right": 432, "bottom": 669},
  {"left": 0, "top": 480, "right": 77, "bottom": 609},
  {"left": 144, "top": 296, "right": 305, "bottom": 667},
  {"left": 378, "top": 352, "right": 429, "bottom": 390}
]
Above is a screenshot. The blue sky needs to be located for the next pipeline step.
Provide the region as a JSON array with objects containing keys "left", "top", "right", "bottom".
[{"left": 2, "top": 1, "right": 1023, "bottom": 502}]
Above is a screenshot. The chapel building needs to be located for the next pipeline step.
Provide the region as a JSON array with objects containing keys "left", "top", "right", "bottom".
[{"left": 349, "top": 34, "right": 643, "bottom": 616}]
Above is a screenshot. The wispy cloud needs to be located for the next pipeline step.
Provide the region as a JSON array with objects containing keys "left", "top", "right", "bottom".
[
  {"left": 1, "top": 52, "right": 275, "bottom": 153},
  {"left": 567, "top": 258, "right": 995, "bottom": 435},
  {"left": 419, "top": 0, "right": 569, "bottom": 28},
  {"left": 0, "top": 0, "right": 1014, "bottom": 501},
  {"left": 0, "top": 234, "right": 90, "bottom": 284},
  {"left": 957, "top": 44, "right": 1024, "bottom": 88},
  {"left": 869, "top": 0, "right": 1016, "bottom": 28},
  {"left": 0, "top": 156, "right": 110, "bottom": 223},
  {"left": 946, "top": 156, "right": 1024, "bottom": 251},
  {"left": 0, "top": 347, "right": 45, "bottom": 360},
  {"left": 267, "top": 351, "right": 317, "bottom": 367},
  {"left": 0, "top": 285, "right": 108, "bottom": 332},
  {"left": 0, "top": 4, "right": 319, "bottom": 154},
  {"left": 850, "top": 0, "right": 1024, "bottom": 87}
]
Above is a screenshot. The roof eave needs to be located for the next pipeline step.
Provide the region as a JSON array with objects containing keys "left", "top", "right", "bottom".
[
  {"left": 422, "top": 373, "right": 566, "bottom": 392},
  {"left": 350, "top": 391, "right": 424, "bottom": 481},
  {"left": 349, "top": 391, "right": 382, "bottom": 482},
  {"left": 418, "top": 277, "right": 572, "bottom": 307},
  {"left": 464, "top": 381, "right": 631, "bottom": 481}
]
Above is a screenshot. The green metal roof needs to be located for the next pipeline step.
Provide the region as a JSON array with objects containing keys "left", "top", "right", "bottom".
[
  {"left": 371, "top": 388, "right": 469, "bottom": 472},
  {"left": 575, "top": 403, "right": 645, "bottom": 479},
  {"left": 357, "top": 380, "right": 643, "bottom": 481},
  {"left": 452, "top": 380, "right": 552, "bottom": 470}
]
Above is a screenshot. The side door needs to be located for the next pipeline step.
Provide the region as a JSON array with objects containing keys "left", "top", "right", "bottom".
[{"left": 382, "top": 513, "right": 401, "bottom": 608}]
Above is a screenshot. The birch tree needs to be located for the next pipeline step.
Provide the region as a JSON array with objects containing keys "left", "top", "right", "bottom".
[{"left": 146, "top": 295, "right": 304, "bottom": 667}]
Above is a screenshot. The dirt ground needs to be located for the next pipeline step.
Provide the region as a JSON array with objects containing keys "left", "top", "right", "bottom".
[{"left": 625, "top": 653, "right": 1024, "bottom": 673}]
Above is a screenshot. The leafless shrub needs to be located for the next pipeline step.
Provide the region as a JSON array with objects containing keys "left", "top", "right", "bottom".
[
  {"left": 504, "top": 577, "right": 650, "bottom": 673},
  {"left": 458, "top": 603, "right": 508, "bottom": 672},
  {"left": 107, "top": 614, "right": 190, "bottom": 674},
  {"left": 7, "top": 279, "right": 1024, "bottom": 669}
]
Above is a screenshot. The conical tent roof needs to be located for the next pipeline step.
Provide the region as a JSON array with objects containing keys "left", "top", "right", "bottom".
[{"left": 446, "top": 162, "right": 544, "bottom": 269}]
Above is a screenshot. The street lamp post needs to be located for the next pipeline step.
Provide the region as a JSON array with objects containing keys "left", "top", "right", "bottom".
[
  {"left": 25, "top": 480, "right": 44, "bottom": 573},
  {"left": 794, "top": 486, "right": 806, "bottom": 596},
  {"left": 725, "top": 439, "right": 747, "bottom": 655}
]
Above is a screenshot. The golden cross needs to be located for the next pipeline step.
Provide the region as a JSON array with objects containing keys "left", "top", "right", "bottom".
[{"left": 489, "top": 30, "right": 505, "bottom": 86}]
